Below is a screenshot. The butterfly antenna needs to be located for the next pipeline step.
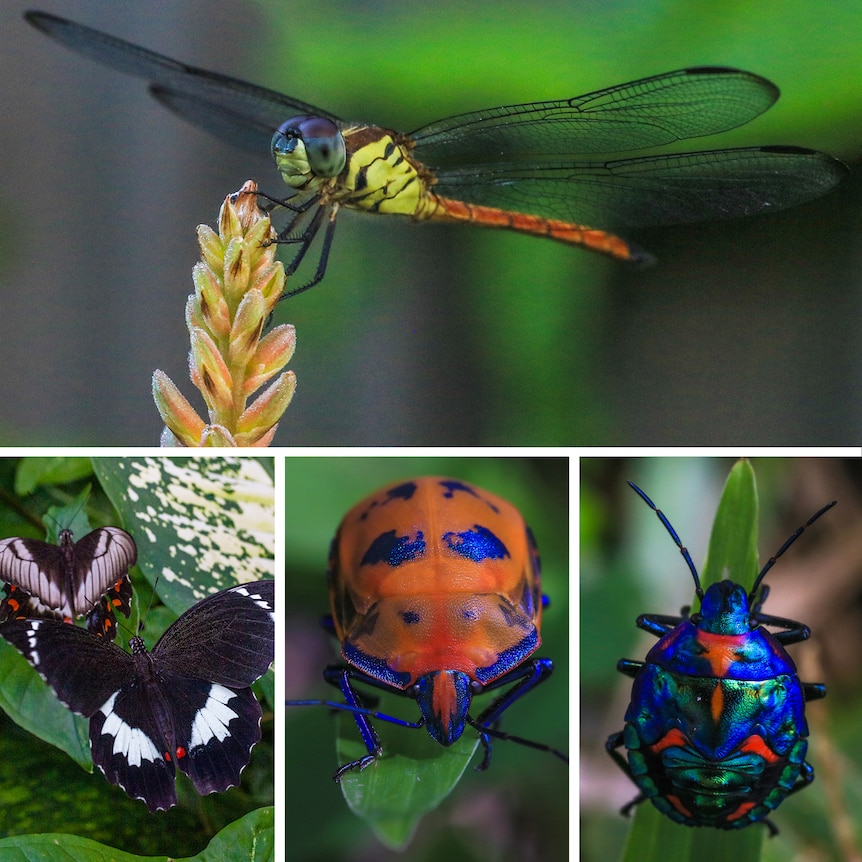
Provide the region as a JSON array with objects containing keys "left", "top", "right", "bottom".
[
  {"left": 43, "top": 486, "right": 93, "bottom": 541},
  {"left": 137, "top": 574, "right": 162, "bottom": 635}
]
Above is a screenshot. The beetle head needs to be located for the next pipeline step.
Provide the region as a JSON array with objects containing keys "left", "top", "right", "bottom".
[
  {"left": 414, "top": 670, "right": 473, "bottom": 745},
  {"left": 693, "top": 579, "right": 751, "bottom": 635}
]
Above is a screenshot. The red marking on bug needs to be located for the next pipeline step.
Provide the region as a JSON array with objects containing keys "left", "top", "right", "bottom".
[
  {"left": 666, "top": 794, "right": 694, "bottom": 819},
  {"left": 176, "top": 746, "right": 187, "bottom": 759},
  {"left": 694, "top": 629, "right": 749, "bottom": 678},
  {"left": 649, "top": 727, "right": 689, "bottom": 754},
  {"left": 737, "top": 734, "right": 779, "bottom": 763},
  {"left": 726, "top": 800, "right": 758, "bottom": 822}
]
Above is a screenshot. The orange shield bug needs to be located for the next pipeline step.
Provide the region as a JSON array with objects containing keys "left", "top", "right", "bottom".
[{"left": 288, "top": 476, "right": 567, "bottom": 779}]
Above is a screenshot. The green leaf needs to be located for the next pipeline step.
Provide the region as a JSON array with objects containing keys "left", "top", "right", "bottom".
[
  {"left": 13, "top": 457, "right": 94, "bottom": 495},
  {"left": 0, "top": 806, "right": 273, "bottom": 861},
  {"left": 335, "top": 700, "right": 479, "bottom": 849},
  {"left": 701, "top": 459, "right": 760, "bottom": 593},
  {"left": 92, "top": 456, "right": 275, "bottom": 615}
]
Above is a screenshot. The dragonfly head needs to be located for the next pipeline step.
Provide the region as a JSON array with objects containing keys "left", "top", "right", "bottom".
[{"left": 271, "top": 116, "right": 346, "bottom": 189}]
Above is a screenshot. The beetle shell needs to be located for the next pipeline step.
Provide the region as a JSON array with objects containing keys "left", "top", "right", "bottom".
[
  {"left": 623, "top": 584, "right": 810, "bottom": 829},
  {"left": 328, "top": 477, "right": 542, "bottom": 740}
]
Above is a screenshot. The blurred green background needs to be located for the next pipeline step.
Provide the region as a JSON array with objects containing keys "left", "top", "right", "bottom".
[
  {"left": 284, "top": 456, "right": 569, "bottom": 861},
  {"left": 581, "top": 456, "right": 862, "bottom": 862},
  {"left": 0, "top": 0, "right": 860, "bottom": 445}
]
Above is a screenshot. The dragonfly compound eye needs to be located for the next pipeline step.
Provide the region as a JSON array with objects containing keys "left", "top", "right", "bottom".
[{"left": 272, "top": 115, "right": 346, "bottom": 185}]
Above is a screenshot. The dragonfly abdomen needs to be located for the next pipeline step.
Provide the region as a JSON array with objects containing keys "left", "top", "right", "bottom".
[{"left": 426, "top": 197, "right": 650, "bottom": 263}]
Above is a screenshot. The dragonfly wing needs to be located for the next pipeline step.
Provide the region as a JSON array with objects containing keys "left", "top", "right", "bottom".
[
  {"left": 151, "top": 86, "right": 281, "bottom": 154},
  {"left": 432, "top": 147, "right": 849, "bottom": 228},
  {"left": 25, "top": 12, "right": 340, "bottom": 143},
  {"left": 411, "top": 67, "right": 778, "bottom": 167}
]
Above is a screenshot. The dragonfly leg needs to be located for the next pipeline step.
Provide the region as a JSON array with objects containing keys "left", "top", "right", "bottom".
[{"left": 282, "top": 208, "right": 339, "bottom": 299}]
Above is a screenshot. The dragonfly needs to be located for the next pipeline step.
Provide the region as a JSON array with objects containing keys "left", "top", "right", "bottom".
[{"left": 26, "top": 11, "right": 848, "bottom": 296}]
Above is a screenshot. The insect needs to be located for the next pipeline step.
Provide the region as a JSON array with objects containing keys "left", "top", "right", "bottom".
[
  {"left": 607, "top": 481, "right": 833, "bottom": 833},
  {"left": 0, "top": 525, "right": 136, "bottom": 641},
  {"left": 1, "top": 579, "right": 274, "bottom": 812},
  {"left": 287, "top": 477, "right": 567, "bottom": 780},
  {"left": 26, "top": 12, "right": 848, "bottom": 295}
]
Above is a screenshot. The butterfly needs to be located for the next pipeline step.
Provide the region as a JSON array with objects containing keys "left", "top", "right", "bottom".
[
  {"left": 1, "top": 579, "right": 275, "bottom": 812},
  {"left": 0, "top": 526, "right": 137, "bottom": 640}
]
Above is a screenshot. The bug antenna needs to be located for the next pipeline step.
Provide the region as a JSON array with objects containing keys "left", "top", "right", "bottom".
[
  {"left": 750, "top": 500, "right": 837, "bottom": 597},
  {"left": 42, "top": 487, "right": 93, "bottom": 540},
  {"left": 134, "top": 574, "right": 162, "bottom": 637},
  {"left": 627, "top": 481, "right": 703, "bottom": 598}
]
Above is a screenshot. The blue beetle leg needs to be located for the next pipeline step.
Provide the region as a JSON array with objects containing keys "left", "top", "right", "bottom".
[
  {"left": 322, "top": 665, "right": 383, "bottom": 780},
  {"left": 605, "top": 730, "right": 632, "bottom": 776},
  {"left": 606, "top": 731, "right": 647, "bottom": 815},
  {"left": 762, "top": 818, "right": 779, "bottom": 837},
  {"left": 617, "top": 659, "right": 643, "bottom": 679},
  {"left": 475, "top": 732, "right": 493, "bottom": 771},
  {"left": 636, "top": 613, "right": 685, "bottom": 638},
  {"left": 784, "top": 760, "right": 816, "bottom": 797},
  {"left": 803, "top": 682, "right": 827, "bottom": 701},
  {"left": 466, "top": 658, "right": 557, "bottom": 769},
  {"left": 751, "top": 610, "right": 811, "bottom": 645},
  {"left": 473, "top": 658, "right": 555, "bottom": 728}
]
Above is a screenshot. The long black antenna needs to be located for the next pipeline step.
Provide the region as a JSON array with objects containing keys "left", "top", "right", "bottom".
[
  {"left": 750, "top": 500, "right": 836, "bottom": 596},
  {"left": 628, "top": 481, "right": 703, "bottom": 599}
]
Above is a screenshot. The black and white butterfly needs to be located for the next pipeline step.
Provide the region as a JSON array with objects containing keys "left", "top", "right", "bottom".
[
  {"left": 1, "top": 579, "right": 275, "bottom": 812},
  {"left": 0, "top": 526, "right": 137, "bottom": 640}
]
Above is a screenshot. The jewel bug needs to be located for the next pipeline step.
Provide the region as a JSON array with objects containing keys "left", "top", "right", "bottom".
[
  {"left": 607, "top": 481, "right": 833, "bottom": 833},
  {"left": 287, "top": 476, "right": 568, "bottom": 780}
]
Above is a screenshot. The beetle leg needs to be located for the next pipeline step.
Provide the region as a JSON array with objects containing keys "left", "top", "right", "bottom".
[
  {"left": 803, "top": 682, "right": 827, "bottom": 701},
  {"left": 784, "top": 760, "right": 815, "bottom": 797},
  {"left": 751, "top": 610, "right": 812, "bottom": 645},
  {"left": 322, "top": 666, "right": 383, "bottom": 781},
  {"left": 465, "top": 658, "right": 563, "bottom": 769},
  {"left": 636, "top": 612, "right": 685, "bottom": 638},
  {"left": 472, "top": 658, "right": 554, "bottom": 728},
  {"left": 616, "top": 659, "right": 643, "bottom": 679},
  {"left": 605, "top": 730, "right": 632, "bottom": 777},
  {"left": 606, "top": 731, "right": 650, "bottom": 816}
]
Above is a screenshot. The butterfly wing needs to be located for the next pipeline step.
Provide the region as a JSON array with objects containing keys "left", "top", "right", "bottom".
[
  {"left": 0, "top": 527, "right": 136, "bottom": 625},
  {"left": 0, "top": 617, "right": 132, "bottom": 716},
  {"left": 88, "top": 669, "right": 178, "bottom": 812},
  {"left": 153, "top": 580, "right": 275, "bottom": 686},
  {"left": 71, "top": 526, "right": 137, "bottom": 617},
  {"left": 166, "top": 676, "right": 263, "bottom": 798},
  {"left": 0, "top": 538, "right": 68, "bottom": 615},
  {"left": 86, "top": 576, "right": 134, "bottom": 640},
  {"left": 1, "top": 583, "right": 66, "bottom": 623},
  {"left": 147, "top": 580, "right": 274, "bottom": 805}
]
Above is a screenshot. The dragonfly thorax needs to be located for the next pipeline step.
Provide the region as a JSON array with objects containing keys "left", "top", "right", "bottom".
[{"left": 271, "top": 115, "right": 346, "bottom": 189}]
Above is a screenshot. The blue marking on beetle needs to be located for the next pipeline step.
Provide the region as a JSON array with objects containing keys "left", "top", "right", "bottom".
[
  {"left": 359, "top": 481, "right": 419, "bottom": 521},
  {"left": 344, "top": 642, "right": 413, "bottom": 688},
  {"left": 361, "top": 529, "right": 426, "bottom": 567},
  {"left": 475, "top": 629, "right": 539, "bottom": 682},
  {"left": 439, "top": 479, "right": 500, "bottom": 514},
  {"left": 400, "top": 610, "right": 420, "bottom": 624},
  {"left": 443, "top": 525, "right": 509, "bottom": 562}
]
